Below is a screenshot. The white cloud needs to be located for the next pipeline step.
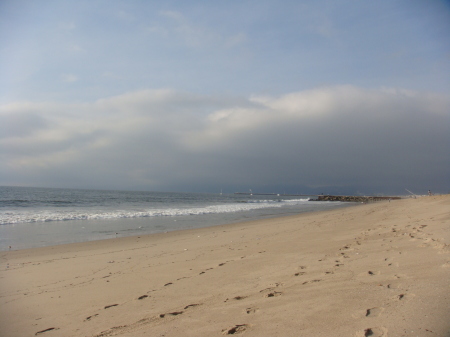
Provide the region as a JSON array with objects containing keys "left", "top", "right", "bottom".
[
  {"left": 160, "top": 10, "right": 217, "bottom": 47},
  {"left": 152, "top": 10, "right": 245, "bottom": 49},
  {"left": 61, "top": 73, "right": 78, "bottom": 83}
]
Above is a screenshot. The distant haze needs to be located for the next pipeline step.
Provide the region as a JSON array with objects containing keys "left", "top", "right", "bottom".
[{"left": 1, "top": 1, "right": 449, "bottom": 195}]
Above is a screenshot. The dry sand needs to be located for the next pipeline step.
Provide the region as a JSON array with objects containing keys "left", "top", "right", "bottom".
[{"left": 1, "top": 195, "right": 449, "bottom": 337}]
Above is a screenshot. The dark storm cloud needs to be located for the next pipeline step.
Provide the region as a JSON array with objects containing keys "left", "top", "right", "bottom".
[{"left": 1, "top": 86, "right": 449, "bottom": 194}]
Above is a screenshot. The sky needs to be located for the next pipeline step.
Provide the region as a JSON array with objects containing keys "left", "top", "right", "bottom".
[{"left": 1, "top": 0, "right": 449, "bottom": 195}]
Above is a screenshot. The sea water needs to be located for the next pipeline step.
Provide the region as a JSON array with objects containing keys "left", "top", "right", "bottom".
[{"left": 0, "top": 186, "right": 352, "bottom": 250}]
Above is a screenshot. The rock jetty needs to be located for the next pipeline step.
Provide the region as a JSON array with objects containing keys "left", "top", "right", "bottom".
[{"left": 317, "top": 195, "right": 401, "bottom": 202}]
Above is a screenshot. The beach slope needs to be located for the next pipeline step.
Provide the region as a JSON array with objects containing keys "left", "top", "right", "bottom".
[{"left": 1, "top": 195, "right": 449, "bottom": 337}]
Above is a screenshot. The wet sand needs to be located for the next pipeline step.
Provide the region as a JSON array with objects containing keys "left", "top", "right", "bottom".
[{"left": 1, "top": 195, "right": 449, "bottom": 336}]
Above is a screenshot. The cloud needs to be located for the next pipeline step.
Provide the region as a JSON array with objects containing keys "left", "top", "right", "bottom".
[
  {"left": 1, "top": 86, "right": 449, "bottom": 194},
  {"left": 147, "top": 10, "right": 246, "bottom": 50},
  {"left": 61, "top": 73, "right": 78, "bottom": 83},
  {"left": 156, "top": 10, "right": 216, "bottom": 47},
  {"left": 0, "top": 105, "right": 49, "bottom": 139}
]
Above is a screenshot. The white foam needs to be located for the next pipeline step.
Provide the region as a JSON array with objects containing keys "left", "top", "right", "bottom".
[{"left": 0, "top": 199, "right": 312, "bottom": 225}]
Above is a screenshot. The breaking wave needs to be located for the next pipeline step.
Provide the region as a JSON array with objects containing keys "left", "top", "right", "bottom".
[{"left": 0, "top": 198, "right": 311, "bottom": 225}]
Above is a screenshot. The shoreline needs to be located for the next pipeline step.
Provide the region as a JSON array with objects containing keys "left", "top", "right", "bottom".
[
  {"left": 1, "top": 195, "right": 449, "bottom": 336},
  {"left": 1, "top": 205, "right": 357, "bottom": 256},
  {"left": 0, "top": 199, "right": 354, "bottom": 251}
]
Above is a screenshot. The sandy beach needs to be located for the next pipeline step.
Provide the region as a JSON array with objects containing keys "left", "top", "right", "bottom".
[{"left": 1, "top": 195, "right": 449, "bottom": 337}]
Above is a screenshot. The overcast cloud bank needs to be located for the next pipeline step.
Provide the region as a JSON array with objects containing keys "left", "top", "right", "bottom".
[{"left": 1, "top": 86, "right": 449, "bottom": 195}]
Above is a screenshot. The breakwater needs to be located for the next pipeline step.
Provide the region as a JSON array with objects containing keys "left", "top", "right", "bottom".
[
  {"left": 317, "top": 195, "right": 401, "bottom": 202},
  {"left": 234, "top": 192, "right": 401, "bottom": 203}
]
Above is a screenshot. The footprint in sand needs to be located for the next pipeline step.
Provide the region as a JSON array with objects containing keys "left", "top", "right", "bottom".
[
  {"left": 365, "top": 307, "right": 384, "bottom": 317},
  {"left": 392, "top": 273, "right": 409, "bottom": 279},
  {"left": 84, "top": 314, "right": 99, "bottom": 321},
  {"left": 439, "top": 244, "right": 450, "bottom": 253},
  {"left": 356, "top": 327, "right": 387, "bottom": 337},
  {"left": 245, "top": 307, "right": 259, "bottom": 314},
  {"left": 302, "top": 279, "right": 322, "bottom": 285},
  {"left": 199, "top": 267, "right": 215, "bottom": 275},
  {"left": 358, "top": 271, "right": 380, "bottom": 278},
  {"left": 265, "top": 291, "right": 282, "bottom": 298},
  {"left": 419, "top": 239, "right": 449, "bottom": 251},
  {"left": 35, "top": 327, "right": 59, "bottom": 335},
  {"left": 294, "top": 266, "right": 307, "bottom": 276},
  {"left": 384, "top": 282, "right": 402, "bottom": 289},
  {"left": 222, "top": 324, "right": 249, "bottom": 335},
  {"left": 352, "top": 307, "right": 384, "bottom": 319},
  {"left": 225, "top": 296, "right": 247, "bottom": 302},
  {"left": 159, "top": 311, "right": 183, "bottom": 318},
  {"left": 395, "top": 293, "right": 415, "bottom": 301},
  {"left": 259, "top": 283, "right": 283, "bottom": 293}
]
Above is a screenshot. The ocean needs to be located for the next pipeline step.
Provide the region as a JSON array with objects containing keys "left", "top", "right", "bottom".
[{"left": 0, "top": 186, "right": 352, "bottom": 251}]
